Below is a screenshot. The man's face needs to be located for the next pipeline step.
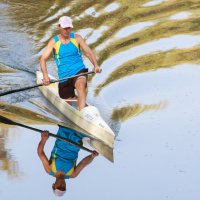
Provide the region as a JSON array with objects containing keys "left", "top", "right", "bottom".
[{"left": 59, "top": 26, "right": 71, "bottom": 37}]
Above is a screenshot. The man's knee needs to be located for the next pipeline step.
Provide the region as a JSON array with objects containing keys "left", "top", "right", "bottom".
[
  {"left": 75, "top": 80, "right": 87, "bottom": 91},
  {"left": 75, "top": 77, "right": 87, "bottom": 89}
]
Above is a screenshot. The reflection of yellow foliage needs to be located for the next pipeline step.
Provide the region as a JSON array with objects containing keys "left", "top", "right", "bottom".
[
  {"left": 0, "top": 128, "right": 21, "bottom": 178},
  {"left": 6, "top": 0, "right": 200, "bottom": 52},
  {"left": 0, "top": 128, "right": 8, "bottom": 135},
  {"left": 112, "top": 101, "right": 167, "bottom": 122},
  {"left": 0, "top": 158, "right": 22, "bottom": 178},
  {"left": 95, "top": 46, "right": 200, "bottom": 95},
  {"left": 0, "top": 101, "right": 59, "bottom": 126},
  {"left": 97, "top": 16, "right": 200, "bottom": 64},
  {"left": 91, "top": 0, "right": 200, "bottom": 50},
  {"left": 0, "top": 63, "right": 16, "bottom": 73}
]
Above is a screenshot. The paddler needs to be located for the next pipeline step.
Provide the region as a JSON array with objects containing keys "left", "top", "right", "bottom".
[
  {"left": 37, "top": 126, "right": 98, "bottom": 196},
  {"left": 40, "top": 16, "right": 102, "bottom": 110}
]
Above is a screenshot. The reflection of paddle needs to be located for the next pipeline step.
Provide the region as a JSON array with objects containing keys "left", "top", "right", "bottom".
[
  {"left": 0, "top": 115, "right": 93, "bottom": 153},
  {"left": 0, "top": 71, "right": 94, "bottom": 97}
]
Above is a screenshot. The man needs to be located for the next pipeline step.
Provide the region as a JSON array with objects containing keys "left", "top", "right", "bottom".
[
  {"left": 40, "top": 16, "right": 102, "bottom": 110},
  {"left": 37, "top": 126, "right": 99, "bottom": 196}
]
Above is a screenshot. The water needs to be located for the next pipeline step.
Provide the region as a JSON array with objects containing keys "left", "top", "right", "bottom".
[{"left": 1, "top": 0, "right": 200, "bottom": 199}]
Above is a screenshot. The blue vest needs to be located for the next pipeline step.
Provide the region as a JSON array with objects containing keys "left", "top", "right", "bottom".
[
  {"left": 49, "top": 126, "right": 85, "bottom": 179},
  {"left": 53, "top": 32, "right": 86, "bottom": 79}
]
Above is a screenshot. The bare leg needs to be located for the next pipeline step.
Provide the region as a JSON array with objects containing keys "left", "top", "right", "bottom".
[{"left": 74, "top": 76, "right": 87, "bottom": 110}]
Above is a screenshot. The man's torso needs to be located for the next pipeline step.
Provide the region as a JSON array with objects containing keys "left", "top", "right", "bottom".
[{"left": 52, "top": 32, "right": 86, "bottom": 79}]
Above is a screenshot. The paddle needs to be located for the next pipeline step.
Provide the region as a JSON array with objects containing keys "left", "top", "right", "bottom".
[
  {"left": 0, "top": 115, "right": 93, "bottom": 153},
  {"left": 0, "top": 71, "right": 94, "bottom": 97}
]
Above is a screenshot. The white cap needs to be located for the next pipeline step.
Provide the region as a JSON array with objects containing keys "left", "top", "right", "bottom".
[
  {"left": 53, "top": 189, "right": 66, "bottom": 196},
  {"left": 59, "top": 16, "right": 73, "bottom": 28}
]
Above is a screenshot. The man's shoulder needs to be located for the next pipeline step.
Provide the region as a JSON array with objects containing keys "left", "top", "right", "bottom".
[
  {"left": 74, "top": 33, "right": 83, "bottom": 42},
  {"left": 74, "top": 33, "right": 82, "bottom": 38},
  {"left": 47, "top": 37, "right": 56, "bottom": 47},
  {"left": 51, "top": 35, "right": 58, "bottom": 43}
]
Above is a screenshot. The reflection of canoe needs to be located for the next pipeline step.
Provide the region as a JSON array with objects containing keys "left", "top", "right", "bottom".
[{"left": 36, "top": 71, "right": 115, "bottom": 149}]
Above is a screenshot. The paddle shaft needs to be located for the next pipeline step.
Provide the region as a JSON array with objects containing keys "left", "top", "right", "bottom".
[
  {"left": 0, "top": 71, "right": 94, "bottom": 97},
  {"left": 0, "top": 116, "right": 93, "bottom": 153}
]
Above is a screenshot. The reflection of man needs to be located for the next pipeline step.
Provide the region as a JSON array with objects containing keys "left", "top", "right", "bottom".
[
  {"left": 40, "top": 16, "right": 102, "bottom": 110},
  {"left": 37, "top": 126, "right": 98, "bottom": 196}
]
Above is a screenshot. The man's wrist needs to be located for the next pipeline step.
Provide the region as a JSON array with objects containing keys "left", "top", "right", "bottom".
[
  {"left": 43, "top": 74, "right": 49, "bottom": 78},
  {"left": 40, "top": 139, "right": 47, "bottom": 144},
  {"left": 94, "top": 64, "right": 99, "bottom": 68}
]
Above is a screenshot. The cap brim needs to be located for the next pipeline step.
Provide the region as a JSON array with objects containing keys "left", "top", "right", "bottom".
[{"left": 60, "top": 24, "right": 73, "bottom": 28}]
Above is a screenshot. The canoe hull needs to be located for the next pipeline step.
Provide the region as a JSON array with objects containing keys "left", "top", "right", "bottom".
[{"left": 36, "top": 71, "right": 115, "bottom": 148}]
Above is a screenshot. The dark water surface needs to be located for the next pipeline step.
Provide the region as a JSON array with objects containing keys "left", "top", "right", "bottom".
[{"left": 1, "top": 0, "right": 200, "bottom": 199}]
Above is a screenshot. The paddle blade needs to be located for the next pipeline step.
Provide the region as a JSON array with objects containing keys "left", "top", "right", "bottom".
[{"left": 0, "top": 115, "right": 17, "bottom": 126}]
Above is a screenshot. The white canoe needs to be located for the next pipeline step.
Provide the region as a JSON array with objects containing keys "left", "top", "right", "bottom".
[{"left": 36, "top": 71, "right": 115, "bottom": 149}]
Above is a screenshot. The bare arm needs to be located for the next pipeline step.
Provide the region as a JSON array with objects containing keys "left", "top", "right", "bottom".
[
  {"left": 37, "top": 131, "right": 51, "bottom": 174},
  {"left": 70, "top": 151, "right": 99, "bottom": 178},
  {"left": 75, "top": 34, "right": 102, "bottom": 73},
  {"left": 40, "top": 39, "right": 55, "bottom": 85}
]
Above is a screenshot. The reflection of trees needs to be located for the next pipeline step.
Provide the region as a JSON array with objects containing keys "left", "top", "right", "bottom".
[
  {"left": 0, "top": 101, "right": 62, "bottom": 126},
  {"left": 90, "top": 0, "right": 200, "bottom": 49},
  {"left": 0, "top": 128, "right": 20, "bottom": 178},
  {"left": 95, "top": 46, "right": 200, "bottom": 95},
  {"left": 97, "top": 16, "right": 200, "bottom": 65},
  {"left": 2, "top": 0, "right": 199, "bottom": 123},
  {"left": 7, "top": 0, "right": 200, "bottom": 51},
  {"left": 4, "top": 0, "right": 200, "bottom": 87},
  {"left": 0, "top": 63, "right": 16, "bottom": 73},
  {"left": 112, "top": 102, "right": 167, "bottom": 122}
]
